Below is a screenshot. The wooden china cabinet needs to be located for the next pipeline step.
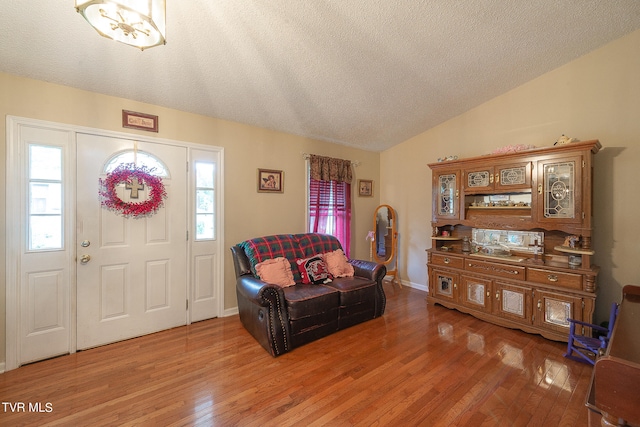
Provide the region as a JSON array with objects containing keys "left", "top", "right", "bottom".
[{"left": 427, "top": 140, "right": 601, "bottom": 342}]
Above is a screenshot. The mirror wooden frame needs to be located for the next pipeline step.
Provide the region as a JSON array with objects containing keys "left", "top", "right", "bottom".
[{"left": 372, "top": 204, "right": 400, "bottom": 286}]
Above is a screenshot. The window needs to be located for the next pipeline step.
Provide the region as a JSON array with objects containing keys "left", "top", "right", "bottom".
[
  {"left": 195, "top": 161, "right": 215, "bottom": 240},
  {"left": 308, "top": 178, "right": 351, "bottom": 256},
  {"left": 307, "top": 155, "right": 353, "bottom": 256},
  {"left": 28, "top": 145, "right": 63, "bottom": 250},
  {"left": 104, "top": 150, "right": 168, "bottom": 177}
]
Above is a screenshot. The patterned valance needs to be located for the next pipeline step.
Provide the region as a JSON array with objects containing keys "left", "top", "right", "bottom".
[{"left": 309, "top": 154, "right": 352, "bottom": 183}]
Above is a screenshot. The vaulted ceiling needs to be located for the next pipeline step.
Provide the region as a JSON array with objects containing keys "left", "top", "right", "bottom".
[{"left": 2, "top": 1, "right": 640, "bottom": 151}]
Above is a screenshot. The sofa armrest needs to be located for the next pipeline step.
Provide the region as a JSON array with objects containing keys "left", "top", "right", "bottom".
[
  {"left": 349, "top": 259, "right": 387, "bottom": 317},
  {"left": 231, "top": 244, "right": 253, "bottom": 278},
  {"left": 236, "top": 276, "right": 291, "bottom": 356},
  {"left": 349, "top": 259, "right": 386, "bottom": 282},
  {"left": 237, "top": 275, "right": 275, "bottom": 302}
]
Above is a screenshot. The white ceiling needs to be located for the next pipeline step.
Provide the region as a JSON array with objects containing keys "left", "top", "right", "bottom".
[{"left": 2, "top": 1, "right": 640, "bottom": 151}]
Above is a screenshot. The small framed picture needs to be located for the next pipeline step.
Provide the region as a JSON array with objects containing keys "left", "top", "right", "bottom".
[
  {"left": 358, "top": 179, "right": 373, "bottom": 197},
  {"left": 122, "top": 110, "right": 158, "bottom": 132},
  {"left": 257, "top": 169, "right": 283, "bottom": 193}
]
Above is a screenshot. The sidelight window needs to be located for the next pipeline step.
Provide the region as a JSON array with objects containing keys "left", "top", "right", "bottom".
[
  {"left": 195, "top": 161, "right": 215, "bottom": 240},
  {"left": 28, "top": 145, "right": 63, "bottom": 250}
]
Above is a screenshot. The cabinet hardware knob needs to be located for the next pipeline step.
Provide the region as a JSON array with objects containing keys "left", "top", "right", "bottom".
[
  {"left": 490, "top": 174, "right": 494, "bottom": 183},
  {"left": 495, "top": 292, "right": 499, "bottom": 300},
  {"left": 538, "top": 183, "right": 543, "bottom": 194},
  {"left": 537, "top": 300, "right": 542, "bottom": 310},
  {"left": 487, "top": 291, "right": 491, "bottom": 297},
  {"left": 444, "top": 257, "right": 450, "bottom": 264},
  {"left": 454, "top": 283, "right": 457, "bottom": 289},
  {"left": 547, "top": 274, "right": 558, "bottom": 282},
  {"left": 455, "top": 189, "right": 459, "bottom": 198},
  {"left": 495, "top": 173, "right": 499, "bottom": 183}
]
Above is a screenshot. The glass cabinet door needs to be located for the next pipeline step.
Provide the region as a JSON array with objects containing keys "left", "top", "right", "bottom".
[
  {"left": 537, "top": 156, "right": 583, "bottom": 224},
  {"left": 432, "top": 269, "right": 459, "bottom": 302},
  {"left": 463, "top": 166, "right": 493, "bottom": 192},
  {"left": 493, "top": 282, "right": 532, "bottom": 324},
  {"left": 495, "top": 161, "right": 532, "bottom": 191},
  {"left": 463, "top": 162, "right": 531, "bottom": 192},
  {"left": 434, "top": 170, "right": 460, "bottom": 219},
  {"left": 461, "top": 275, "right": 492, "bottom": 313},
  {"left": 533, "top": 289, "right": 582, "bottom": 334}
]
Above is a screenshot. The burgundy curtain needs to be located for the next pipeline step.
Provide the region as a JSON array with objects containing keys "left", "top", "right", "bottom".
[{"left": 308, "top": 155, "right": 352, "bottom": 257}]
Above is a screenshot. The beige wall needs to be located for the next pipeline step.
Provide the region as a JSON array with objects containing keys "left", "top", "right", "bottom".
[
  {"left": 3, "top": 28, "right": 640, "bottom": 366},
  {"left": 0, "top": 73, "right": 380, "bottom": 364},
  {"left": 381, "top": 29, "right": 640, "bottom": 324}
]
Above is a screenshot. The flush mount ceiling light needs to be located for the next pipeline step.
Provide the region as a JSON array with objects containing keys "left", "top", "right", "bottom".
[{"left": 75, "top": 0, "right": 166, "bottom": 50}]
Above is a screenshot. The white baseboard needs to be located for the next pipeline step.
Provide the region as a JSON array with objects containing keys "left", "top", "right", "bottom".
[
  {"left": 384, "top": 276, "right": 428, "bottom": 293},
  {"left": 400, "top": 280, "right": 428, "bottom": 292},
  {"left": 223, "top": 307, "right": 239, "bottom": 317}
]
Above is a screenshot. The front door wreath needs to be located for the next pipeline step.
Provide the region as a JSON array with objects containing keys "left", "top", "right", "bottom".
[{"left": 99, "top": 163, "right": 167, "bottom": 218}]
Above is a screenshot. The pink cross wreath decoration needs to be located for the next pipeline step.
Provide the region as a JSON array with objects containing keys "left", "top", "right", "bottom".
[{"left": 99, "top": 163, "right": 167, "bottom": 218}]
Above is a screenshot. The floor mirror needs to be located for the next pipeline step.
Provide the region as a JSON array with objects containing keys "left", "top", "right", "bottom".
[{"left": 372, "top": 204, "right": 400, "bottom": 286}]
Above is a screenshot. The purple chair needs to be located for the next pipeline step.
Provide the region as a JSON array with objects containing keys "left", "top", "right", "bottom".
[{"left": 564, "top": 302, "right": 619, "bottom": 365}]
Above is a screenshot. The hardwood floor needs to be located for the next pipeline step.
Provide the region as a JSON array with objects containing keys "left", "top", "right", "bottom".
[{"left": 0, "top": 283, "right": 593, "bottom": 426}]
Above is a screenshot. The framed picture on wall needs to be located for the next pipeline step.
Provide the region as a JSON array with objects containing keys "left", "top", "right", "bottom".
[
  {"left": 122, "top": 110, "right": 158, "bottom": 132},
  {"left": 257, "top": 169, "right": 284, "bottom": 193},
  {"left": 358, "top": 179, "right": 373, "bottom": 197}
]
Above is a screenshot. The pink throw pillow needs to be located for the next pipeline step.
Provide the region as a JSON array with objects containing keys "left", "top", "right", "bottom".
[
  {"left": 255, "top": 257, "right": 295, "bottom": 287},
  {"left": 323, "top": 249, "right": 355, "bottom": 278}
]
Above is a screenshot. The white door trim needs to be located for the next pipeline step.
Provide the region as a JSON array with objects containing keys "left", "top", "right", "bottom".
[{"left": 5, "top": 116, "right": 225, "bottom": 371}]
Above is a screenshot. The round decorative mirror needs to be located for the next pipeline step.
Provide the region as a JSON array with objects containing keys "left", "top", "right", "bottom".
[{"left": 372, "top": 205, "right": 400, "bottom": 286}]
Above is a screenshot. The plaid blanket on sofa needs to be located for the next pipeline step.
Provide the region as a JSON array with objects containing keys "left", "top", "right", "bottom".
[{"left": 238, "top": 233, "right": 343, "bottom": 283}]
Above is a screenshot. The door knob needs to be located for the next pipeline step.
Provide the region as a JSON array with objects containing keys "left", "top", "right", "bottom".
[{"left": 80, "top": 254, "right": 91, "bottom": 264}]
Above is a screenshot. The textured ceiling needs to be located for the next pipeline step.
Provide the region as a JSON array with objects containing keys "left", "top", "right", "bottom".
[{"left": 2, "top": 1, "right": 640, "bottom": 151}]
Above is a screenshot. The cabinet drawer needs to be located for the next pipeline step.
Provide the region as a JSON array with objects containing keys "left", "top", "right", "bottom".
[
  {"left": 431, "top": 253, "right": 464, "bottom": 269},
  {"left": 465, "top": 259, "right": 525, "bottom": 279},
  {"left": 528, "top": 268, "right": 582, "bottom": 290}
]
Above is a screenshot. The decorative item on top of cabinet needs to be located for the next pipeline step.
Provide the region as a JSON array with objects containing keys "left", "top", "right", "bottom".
[{"left": 427, "top": 139, "right": 601, "bottom": 342}]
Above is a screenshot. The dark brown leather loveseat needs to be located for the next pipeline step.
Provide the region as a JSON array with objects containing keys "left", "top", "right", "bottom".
[{"left": 231, "top": 233, "right": 386, "bottom": 356}]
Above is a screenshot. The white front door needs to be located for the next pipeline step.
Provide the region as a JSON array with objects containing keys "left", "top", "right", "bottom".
[
  {"left": 7, "top": 117, "right": 223, "bottom": 370},
  {"left": 76, "top": 134, "right": 188, "bottom": 349}
]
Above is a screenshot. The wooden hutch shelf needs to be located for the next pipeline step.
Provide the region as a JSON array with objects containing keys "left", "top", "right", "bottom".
[
  {"left": 427, "top": 140, "right": 601, "bottom": 342},
  {"left": 553, "top": 246, "right": 595, "bottom": 255}
]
